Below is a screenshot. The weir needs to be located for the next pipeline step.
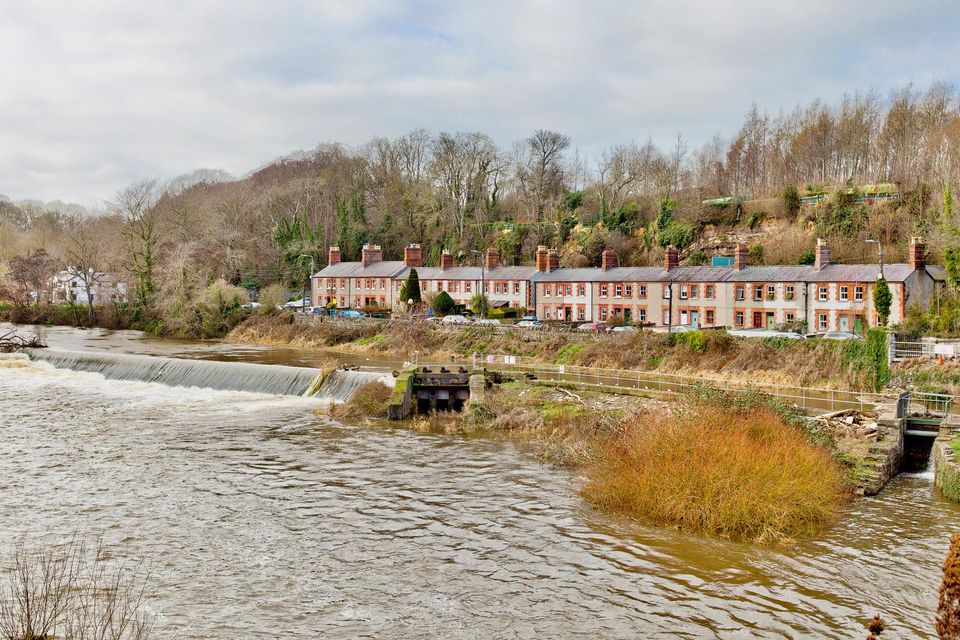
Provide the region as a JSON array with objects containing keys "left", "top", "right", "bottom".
[{"left": 25, "top": 348, "right": 389, "bottom": 400}]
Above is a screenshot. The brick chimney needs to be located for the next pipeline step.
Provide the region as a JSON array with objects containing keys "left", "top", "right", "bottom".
[
  {"left": 908, "top": 237, "right": 926, "bottom": 272},
  {"left": 733, "top": 242, "right": 749, "bottom": 270},
  {"left": 663, "top": 246, "right": 679, "bottom": 271},
  {"left": 535, "top": 246, "right": 550, "bottom": 272},
  {"left": 484, "top": 247, "right": 501, "bottom": 270},
  {"left": 328, "top": 246, "right": 341, "bottom": 266},
  {"left": 601, "top": 249, "right": 619, "bottom": 271},
  {"left": 403, "top": 243, "right": 423, "bottom": 268},
  {"left": 548, "top": 249, "right": 560, "bottom": 272},
  {"left": 361, "top": 243, "right": 382, "bottom": 268},
  {"left": 815, "top": 238, "right": 830, "bottom": 271},
  {"left": 440, "top": 249, "right": 454, "bottom": 270}
]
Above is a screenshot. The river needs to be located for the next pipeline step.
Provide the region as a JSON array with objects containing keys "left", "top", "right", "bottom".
[{"left": 1, "top": 326, "right": 958, "bottom": 638}]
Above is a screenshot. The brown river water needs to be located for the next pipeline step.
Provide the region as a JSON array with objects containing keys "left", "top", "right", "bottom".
[{"left": 1, "top": 325, "right": 959, "bottom": 638}]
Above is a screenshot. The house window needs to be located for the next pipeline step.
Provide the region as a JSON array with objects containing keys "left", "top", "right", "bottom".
[
  {"left": 484, "top": 282, "right": 490, "bottom": 293},
  {"left": 380, "top": 278, "right": 386, "bottom": 290},
  {"left": 735, "top": 311, "right": 744, "bottom": 327},
  {"left": 786, "top": 312, "right": 795, "bottom": 323},
  {"left": 840, "top": 286, "right": 849, "bottom": 301},
  {"left": 638, "top": 285, "right": 647, "bottom": 298},
  {"left": 600, "top": 307, "right": 608, "bottom": 321},
  {"left": 421, "top": 282, "right": 427, "bottom": 292},
  {"left": 494, "top": 283, "right": 501, "bottom": 295},
  {"left": 736, "top": 285, "right": 745, "bottom": 301},
  {"left": 565, "top": 284, "right": 572, "bottom": 296},
  {"left": 705, "top": 284, "right": 715, "bottom": 299},
  {"left": 766, "top": 285, "right": 775, "bottom": 300},
  {"left": 690, "top": 285, "right": 699, "bottom": 299},
  {"left": 638, "top": 307, "right": 647, "bottom": 322},
  {"left": 577, "top": 284, "right": 585, "bottom": 296},
  {"left": 662, "top": 309, "right": 670, "bottom": 324},
  {"left": 679, "top": 286, "right": 688, "bottom": 300},
  {"left": 514, "top": 282, "right": 520, "bottom": 294},
  {"left": 600, "top": 284, "right": 608, "bottom": 297},
  {"left": 855, "top": 285, "right": 864, "bottom": 302},
  {"left": 614, "top": 284, "right": 622, "bottom": 298},
  {"left": 465, "top": 282, "right": 471, "bottom": 293},
  {"left": 753, "top": 285, "right": 763, "bottom": 301},
  {"left": 680, "top": 310, "right": 689, "bottom": 325},
  {"left": 543, "top": 284, "right": 551, "bottom": 297},
  {"left": 577, "top": 307, "right": 585, "bottom": 321},
  {"left": 785, "top": 285, "right": 794, "bottom": 300},
  {"left": 818, "top": 313, "right": 828, "bottom": 331},
  {"left": 705, "top": 309, "right": 715, "bottom": 324},
  {"left": 625, "top": 284, "right": 633, "bottom": 297},
  {"left": 818, "top": 286, "right": 828, "bottom": 301},
  {"left": 354, "top": 279, "right": 361, "bottom": 288},
  {"left": 663, "top": 286, "right": 671, "bottom": 300}
]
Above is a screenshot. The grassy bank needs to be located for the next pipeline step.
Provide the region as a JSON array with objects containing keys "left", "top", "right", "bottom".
[{"left": 230, "top": 313, "right": 893, "bottom": 392}]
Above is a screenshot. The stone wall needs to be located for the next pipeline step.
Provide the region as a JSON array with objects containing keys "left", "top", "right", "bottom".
[{"left": 934, "top": 432, "right": 960, "bottom": 503}]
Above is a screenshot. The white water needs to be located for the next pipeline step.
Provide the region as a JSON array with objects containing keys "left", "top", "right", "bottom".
[{"left": 24, "top": 348, "right": 390, "bottom": 401}]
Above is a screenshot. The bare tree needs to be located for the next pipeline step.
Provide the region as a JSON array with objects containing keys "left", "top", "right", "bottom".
[
  {"left": 515, "top": 129, "right": 570, "bottom": 221},
  {"left": 64, "top": 221, "right": 106, "bottom": 324},
  {"left": 113, "top": 180, "right": 160, "bottom": 319}
]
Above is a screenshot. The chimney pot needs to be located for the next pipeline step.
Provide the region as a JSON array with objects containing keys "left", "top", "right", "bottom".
[
  {"left": 440, "top": 249, "right": 454, "bottom": 271},
  {"left": 403, "top": 243, "right": 423, "bottom": 268},
  {"left": 664, "top": 246, "right": 679, "bottom": 271},
  {"left": 536, "top": 246, "right": 550, "bottom": 272},
  {"left": 328, "top": 246, "right": 342, "bottom": 266},
  {"left": 733, "top": 242, "right": 749, "bottom": 270},
  {"left": 601, "top": 249, "right": 619, "bottom": 271},
  {"left": 814, "top": 238, "right": 831, "bottom": 271},
  {"left": 909, "top": 237, "right": 926, "bottom": 272}
]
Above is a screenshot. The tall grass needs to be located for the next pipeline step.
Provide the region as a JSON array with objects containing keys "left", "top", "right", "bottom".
[
  {"left": 328, "top": 381, "right": 392, "bottom": 422},
  {"left": 580, "top": 405, "right": 847, "bottom": 543}
]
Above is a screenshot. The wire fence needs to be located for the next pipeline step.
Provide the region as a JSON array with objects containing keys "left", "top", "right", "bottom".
[{"left": 471, "top": 352, "right": 892, "bottom": 415}]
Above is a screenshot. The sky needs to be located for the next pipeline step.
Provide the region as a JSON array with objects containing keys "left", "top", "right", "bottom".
[{"left": 1, "top": 0, "right": 958, "bottom": 207}]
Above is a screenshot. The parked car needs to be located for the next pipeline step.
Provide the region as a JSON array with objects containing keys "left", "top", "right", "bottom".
[
  {"left": 515, "top": 319, "right": 544, "bottom": 329},
  {"left": 474, "top": 318, "right": 502, "bottom": 326},
  {"left": 441, "top": 314, "right": 472, "bottom": 325},
  {"left": 241, "top": 302, "right": 261, "bottom": 309},
  {"left": 670, "top": 325, "right": 693, "bottom": 333},
  {"left": 336, "top": 309, "right": 368, "bottom": 318},
  {"left": 520, "top": 314, "right": 540, "bottom": 323},
  {"left": 611, "top": 325, "right": 637, "bottom": 333},
  {"left": 822, "top": 331, "right": 862, "bottom": 341},
  {"left": 578, "top": 322, "right": 608, "bottom": 332}
]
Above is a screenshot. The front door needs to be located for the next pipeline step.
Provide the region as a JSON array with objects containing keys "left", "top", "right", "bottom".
[
  {"left": 839, "top": 315, "right": 849, "bottom": 332},
  {"left": 624, "top": 308, "right": 632, "bottom": 322},
  {"left": 766, "top": 312, "right": 776, "bottom": 329},
  {"left": 753, "top": 311, "right": 763, "bottom": 328},
  {"left": 854, "top": 316, "right": 864, "bottom": 335},
  {"left": 564, "top": 306, "right": 572, "bottom": 322},
  {"left": 690, "top": 311, "right": 699, "bottom": 329}
]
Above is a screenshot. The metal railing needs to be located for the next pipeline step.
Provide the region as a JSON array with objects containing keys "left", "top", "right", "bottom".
[{"left": 471, "top": 353, "right": 891, "bottom": 415}]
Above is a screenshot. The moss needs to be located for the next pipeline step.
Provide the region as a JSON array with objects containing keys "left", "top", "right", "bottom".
[
  {"left": 540, "top": 401, "right": 585, "bottom": 421},
  {"left": 555, "top": 342, "right": 588, "bottom": 365}
]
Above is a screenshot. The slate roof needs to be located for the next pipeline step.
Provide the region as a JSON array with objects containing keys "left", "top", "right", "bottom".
[
  {"left": 314, "top": 260, "right": 407, "bottom": 278},
  {"left": 392, "top": 265, "right": 541, "bottom": 282}
]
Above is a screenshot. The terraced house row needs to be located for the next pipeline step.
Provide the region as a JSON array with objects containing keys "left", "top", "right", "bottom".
[{"left": 312, "top": 238, "right": 944, "bottom": 333}]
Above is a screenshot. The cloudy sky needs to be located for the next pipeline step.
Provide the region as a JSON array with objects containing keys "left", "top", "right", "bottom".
[{"left": 1, "top": 0, "right": 958, "bottom": 206}]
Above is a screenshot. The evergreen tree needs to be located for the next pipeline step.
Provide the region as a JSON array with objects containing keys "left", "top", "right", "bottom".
[
  {"left": 431, "top": 291, "right": 456, "bottom": 316},
  {"left": 874, "top": 277, "right": 892, "bottom": 326},
  {"left": 399, "top": 268, "right": 422, "bottom": 306}
]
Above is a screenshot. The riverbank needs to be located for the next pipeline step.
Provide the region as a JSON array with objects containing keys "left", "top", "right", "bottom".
[{"left": 230, "top": 313, "right": 893, "bottom": 392}]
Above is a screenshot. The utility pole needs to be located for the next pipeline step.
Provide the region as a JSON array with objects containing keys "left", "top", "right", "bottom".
[
  {"left": 470, "top": 249, "right": 485, "bottom": 319},
  {"left": 300, "top": 254, "right": 315, "bottom": 314},
  {"left": 866, "top": 239, "right": 884, "bottom": 280}
]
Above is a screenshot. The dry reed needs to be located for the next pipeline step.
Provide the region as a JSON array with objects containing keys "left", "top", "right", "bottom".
[{"left": 580, "top": 405, "right": 847, "bottom": 543}]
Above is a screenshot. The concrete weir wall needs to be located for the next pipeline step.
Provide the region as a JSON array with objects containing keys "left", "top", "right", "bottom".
[{"left": 858, "top": 406, "right": 904, "bottom": 496}]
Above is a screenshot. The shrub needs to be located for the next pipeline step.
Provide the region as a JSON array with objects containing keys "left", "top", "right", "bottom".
[
  {"left": 875, "top": 278, "right": 892, "bottom": 326},
  {"left": 258, "top": 283, "right": 288, "bottom": 311},
  {"left": 330, "top": 381, "right": 392, "bottom": 422},
  {"left": 580, "top": 405, "right": 846, "bottom": 542},
  {"left": 938, "top": 533, "right": 960, "bottom": 639},
  {"left": 431, "top": 291, "right": 456, "bottom": 316}
]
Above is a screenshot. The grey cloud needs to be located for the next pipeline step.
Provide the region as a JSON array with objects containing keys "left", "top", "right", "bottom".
[{"left": 0, "top": 0, "right": 957, "bottom": 204}]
